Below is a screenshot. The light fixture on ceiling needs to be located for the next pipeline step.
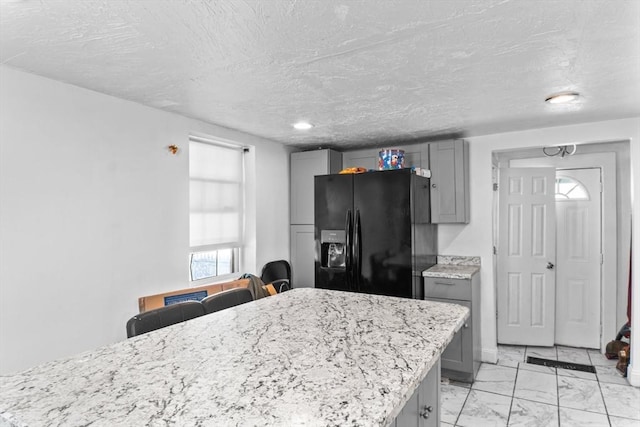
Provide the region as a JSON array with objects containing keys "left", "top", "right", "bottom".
[
  {"left": 293, "top": 121, "right": 313, "bottom": 130},
  {"left": 543, "top": 144, "right": 577, "bottom": 157},
  {"left": 545, "top": 91, "right": 580, "bottom": 104}
]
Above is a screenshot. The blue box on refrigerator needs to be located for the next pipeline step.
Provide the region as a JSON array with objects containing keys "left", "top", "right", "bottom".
[{"left": 378, "top": 148, "right": 405, "bottom": 170}]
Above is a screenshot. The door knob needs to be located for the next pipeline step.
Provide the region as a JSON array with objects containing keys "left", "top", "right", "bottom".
[{"left": 546, "top": 262, "right": 555, "bottom": 270}]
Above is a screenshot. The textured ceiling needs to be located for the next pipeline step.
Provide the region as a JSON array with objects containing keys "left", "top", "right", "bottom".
[{"left": 1, "top": 0, "right": 639, "bottom": 149}]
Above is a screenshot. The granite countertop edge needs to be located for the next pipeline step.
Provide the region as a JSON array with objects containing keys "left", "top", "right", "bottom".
[{"left": 422, "top": 264, "right": 480, "bottom": 279}]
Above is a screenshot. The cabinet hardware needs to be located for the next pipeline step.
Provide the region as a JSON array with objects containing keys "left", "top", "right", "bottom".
[
  {"left": 420, "top": 405, "right": 433, "bottom": 419},
  {"left": 434, "top": 281, "right": 454, "bottom": 286}
]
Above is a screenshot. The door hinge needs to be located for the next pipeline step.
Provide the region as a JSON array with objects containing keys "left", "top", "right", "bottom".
[
  {"left": 493, "top": 246, "right": 497, "bottom": 255},
  {"left": 493, "top": 183, "right": 498, "bottom": 191},
  {"left": 600, "top": 253, "right": 604, "bottom": 265}
]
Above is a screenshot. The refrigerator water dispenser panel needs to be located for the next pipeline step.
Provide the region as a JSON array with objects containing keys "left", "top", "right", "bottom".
[{"left": 320, "top": 230, "right": 346, "bottom": 268}]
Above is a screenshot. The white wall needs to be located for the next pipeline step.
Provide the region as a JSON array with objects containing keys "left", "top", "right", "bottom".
[
  {"left": 438, "top": 118, "right": 640, "bottom": 386},
  {"left": 0, "top": 66, "right": 290, "bottom": 374}
]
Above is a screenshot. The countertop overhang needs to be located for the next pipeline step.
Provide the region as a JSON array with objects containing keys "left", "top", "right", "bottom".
[{"left": 0, "top": 288, "right": 469, "bottom": 426}]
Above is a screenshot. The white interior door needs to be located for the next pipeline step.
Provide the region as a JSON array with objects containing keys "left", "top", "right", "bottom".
[
  {"left": 497, "top": 168, "right": 556, "bottom": 346},
  {"left": 555, "top": 168, "right": 602, "bottom": 348}
]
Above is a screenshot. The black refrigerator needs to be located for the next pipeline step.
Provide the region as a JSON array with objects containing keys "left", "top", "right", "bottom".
[{"left": 314, "top": 169, "right": 437, "bottom": 299}]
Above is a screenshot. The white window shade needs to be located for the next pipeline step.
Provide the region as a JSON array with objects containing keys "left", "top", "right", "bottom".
[{"left": 189, "top": 139, "right": 244, "bottom": 249}]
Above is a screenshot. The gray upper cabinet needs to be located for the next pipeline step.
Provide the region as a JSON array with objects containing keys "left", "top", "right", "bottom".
[
  {"left": 290, "top": 149, "right": 342, "bottom": 225},
  {"left": 428, "top": 140, "right": 470, "bottom": 224}
]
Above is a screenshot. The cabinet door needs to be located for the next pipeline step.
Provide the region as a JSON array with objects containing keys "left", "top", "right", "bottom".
[
  {"left": 418, "top": 359, "right": 440, "bottom": 427},
  {"left": 290, "top": 225, "right": 315, "bottom": 288},
  {"left": 394, "top": 360, "right": 440, "bottom": 427},
  {"left": 429, "top": 140, "right": 469, "bottom": 223},
  {"left": 394, "top": 385, "right": 420, "bottom": 427},
  {"left": 290, "top": 150, "right": 341, "bottom": 224}
]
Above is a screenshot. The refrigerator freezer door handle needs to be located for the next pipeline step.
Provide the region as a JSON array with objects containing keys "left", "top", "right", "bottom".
[
  {"left": 345, "top": 209, "right": 353, "bottom": 291},
  {"left": 354, "top": 209, "right": 361, "bottom": 292}
]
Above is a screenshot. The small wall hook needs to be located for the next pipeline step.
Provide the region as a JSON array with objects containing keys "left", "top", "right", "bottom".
[{"left": 168, "top": 145, "right": 179, "bottom": 155}]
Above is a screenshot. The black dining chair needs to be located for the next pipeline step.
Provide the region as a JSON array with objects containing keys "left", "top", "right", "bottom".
[
  {"left": 126, "top": 300, "right": 206, "bottom": 338},
  {"left": 201, "top": 287, "right": 254, "bottom": 314},
  {"left": 260, "top": 260, "right": 292, "bottom": 293}
]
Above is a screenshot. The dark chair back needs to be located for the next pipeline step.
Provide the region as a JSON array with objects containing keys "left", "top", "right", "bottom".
[
  {"left": 260, "top": 260, "right": 292, "bottom": 292},
  {"left": 201, "top": 287, "right": 254, "bottom": 314},
  {"left": 126, "top": 300, "right": 206, "bottom": 338}
]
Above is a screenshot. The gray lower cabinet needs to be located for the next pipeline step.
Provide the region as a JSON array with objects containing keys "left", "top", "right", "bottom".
[
  {"left": 394, "top": 359, "right": 440, "bottom": 427},
  {"left": 289, "top": 225, "right": 315, "bottom": 288},
  {"left": 428, "top": 140, "right": 469, "bottom": 224},
  {"left": 424, "top": 275, "right": 480, "bottom": 383}
]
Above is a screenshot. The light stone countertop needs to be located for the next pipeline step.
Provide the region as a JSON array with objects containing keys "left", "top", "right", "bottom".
[
  {"left": 422, "top": 264, "right": 480, "bottom": 280},
  {"left": 423, "top": 255, "right": 481, "bottom": 280},
  {"left": 0, "top": 288, "right": 468, "bottom": 427}
]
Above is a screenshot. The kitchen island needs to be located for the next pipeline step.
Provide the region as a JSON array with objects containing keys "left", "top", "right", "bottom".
[{"left": 0, "top": 288, "right": 468, "bottom": 426}]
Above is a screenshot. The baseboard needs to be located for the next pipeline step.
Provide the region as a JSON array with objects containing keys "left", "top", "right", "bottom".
[
  {"left": 482, "top": 346, "right": 498, "bottom": 364},
  {"left": 627, "top": 362, "right": 640, "bottom": 387}
]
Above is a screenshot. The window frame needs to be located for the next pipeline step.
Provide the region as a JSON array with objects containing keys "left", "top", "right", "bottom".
[{"left": 188, "top": 135, "right": 247, "bottom": 285}]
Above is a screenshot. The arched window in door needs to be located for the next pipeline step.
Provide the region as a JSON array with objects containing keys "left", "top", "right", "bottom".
[{"left": 555, "top": 176, "right": 589, "bottom": 201}]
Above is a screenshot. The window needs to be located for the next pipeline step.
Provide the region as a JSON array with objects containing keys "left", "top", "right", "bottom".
[
  {"left": 189, "top": 136, "right": 246, "bottom": 282},
  {"left": 555, "top": 176, "right": 589, "bottom": 201}
]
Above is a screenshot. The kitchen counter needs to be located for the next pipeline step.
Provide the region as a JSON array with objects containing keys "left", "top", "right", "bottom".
[
  {"left": 422, "top": 264, "right": 480, "bottom": 280},
  {"left": 0, "top": 288, "right": 468, "bottom": 427},
  {"left": 422, "top": 255, "right": 480, "bottom": 280}
]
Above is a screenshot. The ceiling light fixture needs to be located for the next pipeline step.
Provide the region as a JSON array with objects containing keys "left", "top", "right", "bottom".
[
  {"left": 545, "top": 91, "right": 580, "bottom": 104},
  {"left": 293, "top": 121, "right": 313, "bottom": 130},
  {"left": 543, "top": 144, "right": 577, "bottom": 157}
]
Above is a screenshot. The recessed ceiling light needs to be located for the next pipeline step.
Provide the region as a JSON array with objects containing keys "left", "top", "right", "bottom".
[
  {"left": 545, "top": 91, "right": 580, "bottom": 104},
  {"left": 293, "top": 121, "right": 313, "bottom": 130}
]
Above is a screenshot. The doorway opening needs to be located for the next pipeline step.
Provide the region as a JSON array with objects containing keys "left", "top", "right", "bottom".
[{"left": 494, "top": 148, "right": 622, "bottom": 352}]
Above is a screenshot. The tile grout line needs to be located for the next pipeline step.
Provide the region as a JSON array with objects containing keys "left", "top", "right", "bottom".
[
  {"left": 555, "top": 349, "right": 561, "bottom": 427},
  {"left": 590, "top": 348, "right": 614, "bottom": 426},
  {"left": 554, "top": 345, "right": 561, "bottom": 427},
  {"left": 505, "top": 360, "right": 519, "bottom": 427},
  {"left": 452, "top": 383, "right": 471, "bottom": 427}
]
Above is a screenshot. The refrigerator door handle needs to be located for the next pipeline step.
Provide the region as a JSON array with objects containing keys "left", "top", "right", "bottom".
[
  {"left": 345, "top": 209, "right": 353, "bottom": 291},
  {"left": 354, "top": 209, "right": 361, "bottom": 292}
]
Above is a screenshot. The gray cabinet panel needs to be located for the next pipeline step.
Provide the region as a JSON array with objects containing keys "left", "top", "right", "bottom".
[
  {"left": 395, "top": 385, "right": 420, "bottom": 427},
  {"left": 429, "top": 140, "right": 469, "bottom": 223},
  {"left": 418, "top": 358, "right": 440, "bottom": 427},
  {"left": 290, "top": 150, "right": 341, "bottom": 288},
  {"left": 394, "top": 359, "right": 440, "bottom": 427},
  {"left": 290, "top": 150, "right": 342, "bottom": 225},
  {"left": 290, "top": 225, "right": 315, "bottom": 288},
  {"left": 425, "top": 299, "right": 472, "bottom": 373},
  {"left": 424, "top": 274, "right": 479, "bottom": 383}
]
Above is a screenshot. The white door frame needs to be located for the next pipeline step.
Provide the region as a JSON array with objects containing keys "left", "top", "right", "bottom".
[{"left": 509, "top": 153, "right": 617, "bottom": 351}]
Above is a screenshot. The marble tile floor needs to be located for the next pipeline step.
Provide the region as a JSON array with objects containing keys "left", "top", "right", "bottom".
[{"left": 441, "top": 345, "right": 640, "bottom": 427}]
